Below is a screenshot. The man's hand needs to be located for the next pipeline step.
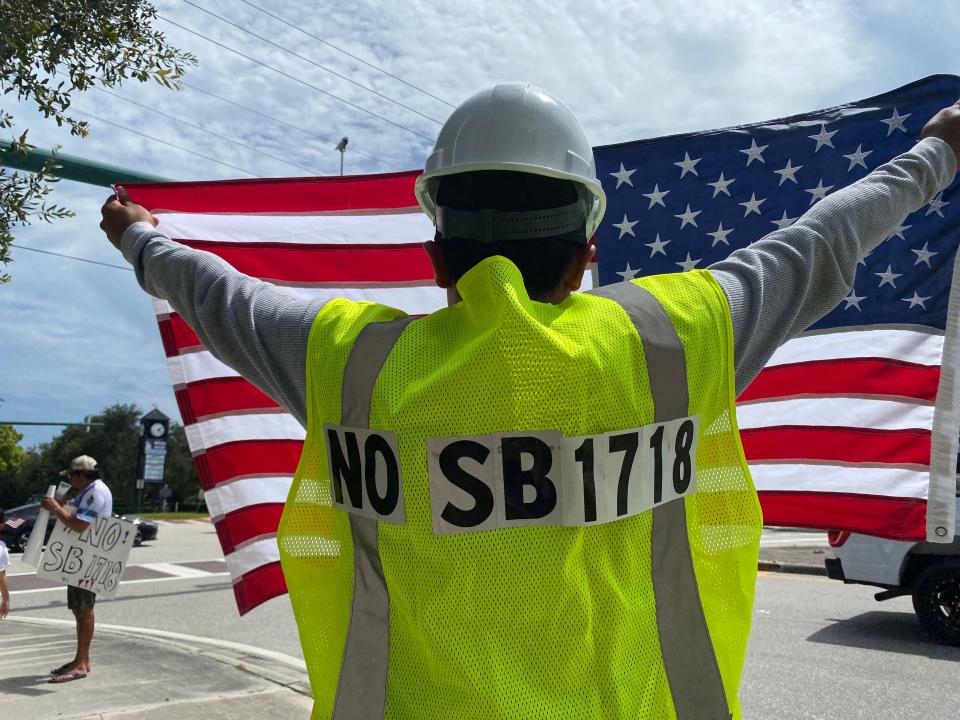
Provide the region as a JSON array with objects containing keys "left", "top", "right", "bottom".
[
  {"left": 921, "top": 100, "right": 960, "bottom": 168},
  {"left": 99, "top": 186, "right": 157, "bottom": 249}
]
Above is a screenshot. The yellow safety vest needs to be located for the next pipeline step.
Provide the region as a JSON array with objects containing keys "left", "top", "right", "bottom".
[{"left": 278, "top": 256, "right": 762, "bottom": 720}]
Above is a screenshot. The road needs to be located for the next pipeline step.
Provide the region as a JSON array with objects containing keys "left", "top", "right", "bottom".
[{"left": 6, "top": 521, "right": 959, "bottom": 718}]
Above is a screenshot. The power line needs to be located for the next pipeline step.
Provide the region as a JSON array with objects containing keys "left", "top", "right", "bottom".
[
  {"left": 181, "top": 82, "right": 405, "bottom": 171},
  {"left": 11, "top": 243, "right": 134, "bottom": 271},
  {"left": 238, "top": 0, "right": 455, "bottom": 109},
  {"left": 73, "top": 109, "right": 260, "bottom": 177},
  {"left": 180, "top": 0, "right": 443, "bottom": 125},
  {"left": 158, "top": 15, "right": 434, "bottom": 142},
  {"left": 88, "top": 85, "right": 324, "bottom": 176}
]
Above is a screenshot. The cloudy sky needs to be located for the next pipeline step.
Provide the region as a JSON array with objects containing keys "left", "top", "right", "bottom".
[{"left": 2, "top": 0, "right": 959, "bottom": 449}]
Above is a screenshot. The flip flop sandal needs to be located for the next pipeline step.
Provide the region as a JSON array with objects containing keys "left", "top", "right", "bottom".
[
  {"left": 50, "top": 670, "right": 87, "bottom": 683},
  {"left": 50, "top": 663, "right": 74, "bottom": 675}
]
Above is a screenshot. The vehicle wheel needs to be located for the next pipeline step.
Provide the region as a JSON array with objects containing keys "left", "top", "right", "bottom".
[
  {"left": 912, "top": 564, "right": 960, "bottom": 646},
  {"left": 133, "top": 529, "right": 142, "bottom": 547}
]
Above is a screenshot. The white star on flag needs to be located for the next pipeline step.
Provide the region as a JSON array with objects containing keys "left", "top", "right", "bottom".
[
  {"left": 739, "top": 193, "right": 765, "bottom": 216},
  {"left": 708, "top": 223, "right": 733, "bottom": 246},
  {"left": 903, "top": 291, "right": 931, "bottom": 309},
  {"left": 881, "top": 107, "right": 910, "bottom": 135},
  {"left": 888, "top": 224, "right": 911, "bottom": 240},
  {"left": 805, "top": 179, "right": 833, "bottom": 204},
  {"left": 773, "top": 159, "right": 802, "bottom": 185},
  {"left": 617, "top": 262, "right": 640, "bottom": 280},
  {"left": 808, "top": 124, "right": 837, "bottom": 151},
  {"left": 843, "top": 144, "right": 873, "bottom": 171},
  {"left": 842, "top": 289, "right": 866, "bottom": 310},
  {"left": 645, "top": 234, "right": 670, "bottom": 257},
  {"left": 875, "top": 264, "right": 902, "bottom": 288},
  {"left": 927, "top": 194, "right": 949, "bottom": 217},
  {"left": 912, "top": 242, "right": 938, "bottom": 267},
  {"left": 674, "top": 151, "right": 701, "bottom": 178},
  {"left": 740, "top": 138, "right": 768, "bottom": 166},
  {"left": 610, "top": 163, "right": 636, "bottom": 189},
  {"left": 674, "top": 204, "right": 701, "bottom": 228},
  {"left": 676, "top": 253, "right": 701, "bottom": 272},
  {"left": 642, "top": 184, "right": 670, "bottom": 208},
  {"left": 612, "top": 214, "right": 639, "bottom": 238},
  {"left": 771, "top": 211, "right": 797, "bottom": 229},
  {"left": 707, "top": 172, "right": 735, "bottom": 197}
]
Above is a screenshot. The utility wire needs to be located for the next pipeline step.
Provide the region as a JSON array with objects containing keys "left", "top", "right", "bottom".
[
  {"left": 87, "top": 85, "right": 323, "bottom": 176},
  {"left": 180, "top": 0, "right": 442, "bottom": 125},
  {"left": 73, "top": 109, "right": 260, "bottom": 177},
  {"left": 238, "top": 0, "right": 455, "bottom": 109},
  {"left": 11, "top": 243, "right": 134, "bottom": 271},
  {"left": 181, "top": 82, "right": 405, "bottom": 171},
  {"left": 158, "top": 15, "right": 434, "bottom": 142}
]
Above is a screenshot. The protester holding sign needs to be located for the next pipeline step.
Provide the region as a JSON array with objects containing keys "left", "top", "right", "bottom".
[
  {"left": 40, "top": 455, "right": 113, "bottom": 683},
  {"left": 0, "top": 508, "right": 10, "bottom": 619}
]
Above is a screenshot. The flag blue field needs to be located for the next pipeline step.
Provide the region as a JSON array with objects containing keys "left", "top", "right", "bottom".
[{"left": 594, "top": 74, "right": 960, "bottom": 541}]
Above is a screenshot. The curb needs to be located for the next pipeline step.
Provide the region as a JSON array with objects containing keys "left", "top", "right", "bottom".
[{"left": 758, "top": 560, "right": 827, "bottom": 576}]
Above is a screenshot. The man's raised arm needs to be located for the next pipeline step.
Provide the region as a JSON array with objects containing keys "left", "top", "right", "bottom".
[
  {"left": 100, "top": 189, "right": 319, "bottom": 425},
  {"left": 711, "top": 102, "right": 960, "bottom": 395}
]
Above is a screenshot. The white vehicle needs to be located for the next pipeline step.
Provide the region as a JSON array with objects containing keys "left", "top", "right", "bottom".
[{"left": 825, "top": 497, "right": 960, "bottom": 645}]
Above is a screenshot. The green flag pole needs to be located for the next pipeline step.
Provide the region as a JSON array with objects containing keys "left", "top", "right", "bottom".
[{"left": 0, "top": 140, "right": 172, "bottom": 188}]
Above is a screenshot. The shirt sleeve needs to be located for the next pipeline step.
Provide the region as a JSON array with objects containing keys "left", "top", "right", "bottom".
[
  {"left": 709, "top": 137, "right": 958, "bottom": 396},
  {"left": 121, "top": 224, "right": 326, "bottom": 426},
  {"left": 0, "top": 543, "right": 9, "bottom": 572}
]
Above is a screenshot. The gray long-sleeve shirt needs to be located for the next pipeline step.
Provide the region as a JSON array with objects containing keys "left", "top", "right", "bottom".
[{"left": 121, "top": 137, "right": 957, "bottom": 427}]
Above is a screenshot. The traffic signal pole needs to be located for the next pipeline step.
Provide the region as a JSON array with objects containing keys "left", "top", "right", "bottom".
[{"left": 1, "top": 140, "right": 172, "bottom": 187}]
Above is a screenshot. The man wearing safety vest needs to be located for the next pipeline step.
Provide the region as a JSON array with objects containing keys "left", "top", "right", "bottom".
[{"left": 101, "top": 85, "right": 960, "bottom": 719}]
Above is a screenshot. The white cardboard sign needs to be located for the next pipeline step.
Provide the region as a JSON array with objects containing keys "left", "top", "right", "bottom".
[{"left": 36, "top": 515, "right": 137, "bottom": 599}]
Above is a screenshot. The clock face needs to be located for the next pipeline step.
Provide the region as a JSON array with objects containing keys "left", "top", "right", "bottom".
[{"left": 149, "top": 422, "right": 166, "bottom": 438}]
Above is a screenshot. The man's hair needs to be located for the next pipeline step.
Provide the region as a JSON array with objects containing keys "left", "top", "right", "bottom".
[
  {"left": 434, "top": 171, "right": 586, "bottom": 299},
  {"left": 0, "top": 507, "right": 4, "bottom": 524}
]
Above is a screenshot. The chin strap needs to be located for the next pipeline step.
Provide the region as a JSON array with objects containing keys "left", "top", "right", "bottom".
[{"left": 435, "top": 200, "right": 587, "bottom": 244}]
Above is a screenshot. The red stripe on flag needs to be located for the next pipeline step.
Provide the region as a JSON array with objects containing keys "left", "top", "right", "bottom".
[
  {"left": 123, "top": 171, "right": 420, "bottom": 214},
  {"left": 195, "top": 439, "right": 304, "bottom": 490},
  {"left": 175, "top": 379, "right": 280, "bottom": 421},
  {"left": 758, "top": 491, "right": 927, "bottom": 541},
  {"left": 741, "top": 426, "right": 931, "bottom": 465},
  {"left": 177, "top": 240, "right": 433, "bottom": 283},
  {"left": 215, "top": 503, "right": 285, "bottom": 556},
  {"left": 739, "top": 358, "right": 940, "bottom": 403},
  {"left": 159, "top": 316, "right": 203, "bottom": 355},
  {"left": 233, "top": 560, "right": 287, "bottom": 616}
]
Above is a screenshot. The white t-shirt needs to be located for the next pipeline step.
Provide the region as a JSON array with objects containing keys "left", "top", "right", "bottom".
[
  {"left": 68, "top": 479, "right": 114, "bottom": 523},
  {"left": 0, "top": 540, "right": 9, "bottom": 572}
]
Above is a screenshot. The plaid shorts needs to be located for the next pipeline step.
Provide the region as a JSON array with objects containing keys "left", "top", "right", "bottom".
[{"left": 67, "top": 585, "right": 97, "bottom": 610}]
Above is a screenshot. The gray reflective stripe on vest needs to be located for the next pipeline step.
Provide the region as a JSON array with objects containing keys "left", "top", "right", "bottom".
[
  {"left": 590, "top": 282, "right": 731, "bottom": 720},
  {"left": 333, "top": 315, "right": 415, "bottom": 720}
]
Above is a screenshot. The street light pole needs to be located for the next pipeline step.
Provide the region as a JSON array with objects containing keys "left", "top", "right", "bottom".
[{"left": 335, "top": 136, "right": 348, "bottom": 176}]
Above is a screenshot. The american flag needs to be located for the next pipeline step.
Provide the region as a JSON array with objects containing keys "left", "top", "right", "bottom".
[
  {"left": 126, "top": 75, "right": 959, "bottom": 615},
  {"left": 595, "top": 74, "right": 960, "bottom": 545},
  {"left": 3, "top": 517, "right": 26, "bottom": 529}
]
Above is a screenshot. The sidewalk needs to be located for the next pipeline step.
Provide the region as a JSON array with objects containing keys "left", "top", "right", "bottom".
[{"left": 0, "top": 617, "right": 313, "bottom": 719}]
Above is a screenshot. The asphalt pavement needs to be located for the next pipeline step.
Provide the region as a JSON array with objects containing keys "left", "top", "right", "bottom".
[{"left": 1, "top": 527, "right": 830, "bottom": 720}]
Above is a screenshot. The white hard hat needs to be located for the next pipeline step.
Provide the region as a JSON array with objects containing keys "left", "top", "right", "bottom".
[{"left": 415, "top": 82, "right": 607, "bottom": 240}]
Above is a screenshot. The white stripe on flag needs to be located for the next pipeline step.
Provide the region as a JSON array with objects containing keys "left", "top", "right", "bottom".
[
  {"left": 167, "top": 352, "right": 240, "bottom": 386},
  {"left": 226, "top": 536, "right": 280, "bottom": 580},
  {"left": 768, "top": 328, "right": 944, "bottom": 367},
  {"left": 185, "top": 413, "right": 306, "bottom": 451},
  {"left": 736, "top": 397, "right": 934, "bottom": 431},
  {"left": 157, "top": 211, "right": 433, "bottom": 246},
  {"left": 749, "top": 463, "right": 929, "bottom": 498},
  {"left": 204, "top": 475, "right": 294, "bottom": 519}
]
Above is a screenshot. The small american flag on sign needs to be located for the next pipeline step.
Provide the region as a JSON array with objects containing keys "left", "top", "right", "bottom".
[{"left": 126, "top": 75, "right": 959, "bottom": 615}]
